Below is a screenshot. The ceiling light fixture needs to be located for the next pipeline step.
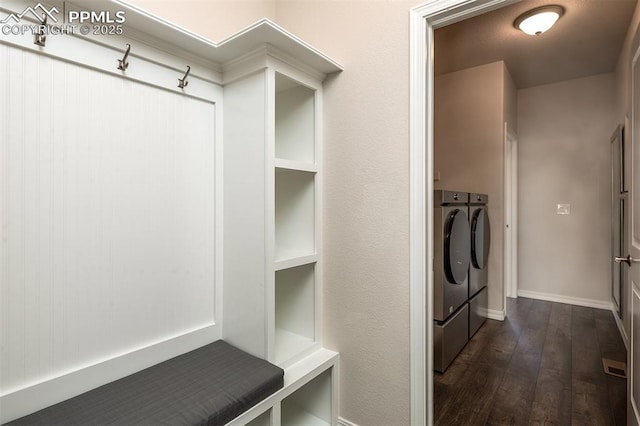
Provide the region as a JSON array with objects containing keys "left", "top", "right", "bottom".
[{"left": 514, "top": 5, "right": 564, "bottom": 36}]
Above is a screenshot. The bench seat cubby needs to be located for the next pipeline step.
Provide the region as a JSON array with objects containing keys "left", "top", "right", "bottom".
[
  {"left": 5, "top": 342, "right": 338, "bottom": 426},
  {"left": 6, "top": 341, "right": 284, "bottom": 426}
]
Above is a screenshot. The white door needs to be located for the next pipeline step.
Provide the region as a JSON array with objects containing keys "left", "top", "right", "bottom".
[{"left": 626, "top": 43, "right": 640, "bottom": 426}]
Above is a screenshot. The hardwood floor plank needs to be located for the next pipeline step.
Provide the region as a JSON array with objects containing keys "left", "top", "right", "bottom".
[
  {"left": 572, "top": 378, "right": 615, "bottom": 425},
  {"left": 606, "top": 374, "right": 627, "bottom": 426},
  {"left": 572, "top": 306, "right": 603, "bottom": 380},
  {"left": 594, "top": 309, "right": 626, "bottom": 363},
  {"left": 485, "top": 370, "right": 537, "bottom": 426},
  {"left": 529, "top": 368, "right": 572, "bottom": 426},
  {"left": 485, "top": 300, "right": 550, "bottom": 424},
  {"left": 441, "top": 364, "right": 507, "bottom": 426},
  {"left": 593, "top": 309, "right": 627, "bottom": 425},
  {"left": 433, "top": 298, "right": 627, "bottom": 426},
  {"left": 539, "top": 303, "right": 572, "bottom": 375}
]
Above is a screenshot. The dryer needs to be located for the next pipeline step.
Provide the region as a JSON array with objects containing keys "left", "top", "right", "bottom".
[
  {"left": 434, "top": 190, "right": 470, "bottom": 372},
  {"left": 468, "top": 193, "right": 490, "bottom": 338}
]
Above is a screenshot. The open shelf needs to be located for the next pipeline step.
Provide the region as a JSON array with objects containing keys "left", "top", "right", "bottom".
[
  {"left": 246, "top": 409, "right": 271, "bottom": 426},
  {"left": 275, "top": 264, "right": 316, "bottom": 364},
  {"left": 274, "top": 254, "right": 317, "bottom": 272},
  {"left": 275, "top": 159, "right": 318, "bottom": 173},
  {"left": 275, "top": 73, "right": 315, "bottom": 164},
  {"left": 275, "top": 169, "right": 315, "bottom": 262},
  {"left": 281, "top": 369, "right": 332, "bottom": 426}
]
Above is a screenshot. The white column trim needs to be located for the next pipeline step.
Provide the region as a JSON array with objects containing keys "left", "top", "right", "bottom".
[{"left": 409, "top": 5, "right": 430, "bottom": 426}]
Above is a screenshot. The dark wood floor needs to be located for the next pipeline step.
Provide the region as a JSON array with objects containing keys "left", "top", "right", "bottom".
[{"left": 434, "top": 297, "right": 627, "bottom": 425}]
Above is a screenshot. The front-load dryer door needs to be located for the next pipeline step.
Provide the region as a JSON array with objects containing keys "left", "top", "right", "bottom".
[
  {"left": 444, "top": 209, "right": 470, "bottom": 284},
  {"left": 471, "top": 207, "right": 490, "bottom": 270}
]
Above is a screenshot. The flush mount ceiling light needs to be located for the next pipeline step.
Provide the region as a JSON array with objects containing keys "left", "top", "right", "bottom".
[{"left": 514, "top": 5, "right": 564, "bottom": 36}]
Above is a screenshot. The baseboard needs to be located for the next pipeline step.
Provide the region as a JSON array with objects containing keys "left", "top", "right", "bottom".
[
  {"left": 0, "top": 324, "right": 220, "bottom": 424},
  {"left": 338, "top": 417, "right": 359, "bottom": 426},
  {"left": 517, "top": 290, "right": 613, "bottom": 310},
  {"left": 487, "top": 309, "right": 505, "bottom": 321}
]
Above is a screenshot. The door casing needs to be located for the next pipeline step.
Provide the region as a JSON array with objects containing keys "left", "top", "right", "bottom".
[{"left": 409, "top": 0, "right": 521, "bottom": 424}]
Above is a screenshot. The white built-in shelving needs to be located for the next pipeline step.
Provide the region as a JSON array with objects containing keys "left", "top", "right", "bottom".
[
  {"left": 0, "top": 0, "right": 341, "bottom": 422},
  {"left": 224, "top": 66, "right": 323, "bottom": 368},
  {"left": 272, "top": 72, "right": 320, "bottom": 367},
  {"left": 222, "top": 29, "right": 341, "bottom": 425},
  {"left": 281, "top": 369, "right": 333, "bottom": 426}
]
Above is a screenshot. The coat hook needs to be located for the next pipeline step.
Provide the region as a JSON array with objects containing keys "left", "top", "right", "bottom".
[
  {"left": 118, "top": 44, "right": 131, "bottom": 71},
  {"left": 178, "top": 65, "right": 191, "bottom": 89},
  {"left": 34, "top": 14, "right": 47, "bottom": 46}
]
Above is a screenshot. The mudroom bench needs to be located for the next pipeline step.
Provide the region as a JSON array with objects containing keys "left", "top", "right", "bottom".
[
  {"left": 5, "top": 340, "right": 284, "bottom": 426},
  {"left": 0, "top": 1, "right": 342, "bottom": 424}
]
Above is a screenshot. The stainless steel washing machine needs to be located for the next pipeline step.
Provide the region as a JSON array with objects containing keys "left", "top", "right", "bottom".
[
  {"left": 468, "top": 193, "right": 489, "bottom": 338},
  {"left": 434, "top": 190, "right": 470, "bottom": 372}
]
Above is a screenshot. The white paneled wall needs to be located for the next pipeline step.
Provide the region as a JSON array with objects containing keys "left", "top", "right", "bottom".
[{"left": 0, "top": 44, "right": 217, "bottom": 394}]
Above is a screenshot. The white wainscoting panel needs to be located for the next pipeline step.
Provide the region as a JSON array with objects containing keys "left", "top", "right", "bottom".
[{"left": 0, "top": 44, "right": 218, "bottom": 396}]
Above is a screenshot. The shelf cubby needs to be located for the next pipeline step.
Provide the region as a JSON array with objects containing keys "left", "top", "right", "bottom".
[
  {"left": 275, "top": 263, "right": 316, "bottom": 364},
  {"left": 275, "top": 168, "right": 316, "bottom": 262},
  {"left": 275, "top": 73, "right": 315, "bottom": 164},
  {"left": 281, "top": 369, "right": 332, "bottom": 426},
  {"left": 245, "top": 409, "right": 272, "bottom": 426}
]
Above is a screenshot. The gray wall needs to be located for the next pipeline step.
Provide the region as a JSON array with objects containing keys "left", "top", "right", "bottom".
[
  {"left": 517, "top": 73, "right": 617, "bottom": 305},
  {"left": 434, "top": 61, "right": 517, "bottom": 315},
  {"left": 125, "top": 0, "right": 277, "bottom": 41}
]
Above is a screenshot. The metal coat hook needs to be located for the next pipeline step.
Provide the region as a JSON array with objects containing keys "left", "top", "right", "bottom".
[
  {"left": 34, "top": 15, "right": 47, "bottom": 47},
  {"left": 178, "top": 66, "right": 191, "bottom": 89},
  {"left": 118, "top": 44, "right": 131, "bottom": 71}
]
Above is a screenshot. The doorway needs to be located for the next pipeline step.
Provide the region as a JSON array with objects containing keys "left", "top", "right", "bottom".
[
  {"left": 410, "top": 0, "right": 634, "bottom": 423},
  {"left": 410, "top": 2, "right": 521, "bottom": 423}
]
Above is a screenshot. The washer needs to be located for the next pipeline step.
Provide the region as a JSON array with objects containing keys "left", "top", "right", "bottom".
[
  {"left": 434, "top": 190, "right": 470, "bottom": 372},
  {"left": 468, "top": 193, "right": 490, "bottom": 338},
  {"left": 434, "top": 190, "right": 470, "bottom": 320}
]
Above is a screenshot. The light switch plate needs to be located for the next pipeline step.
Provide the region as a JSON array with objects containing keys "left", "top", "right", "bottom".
[{"left": 557, "top": 204, "right": 570, "bottom": 215}]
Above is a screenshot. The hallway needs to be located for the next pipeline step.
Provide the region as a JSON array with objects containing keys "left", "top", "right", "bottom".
[{"left": 434, "top": 297, "right": 627, "bottom": 425}]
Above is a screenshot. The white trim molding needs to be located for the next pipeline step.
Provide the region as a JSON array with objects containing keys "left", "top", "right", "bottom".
[
  {"left": 487, "top": 309, "right": 506, "bottom": 321},
  {"left": 409, "top": 5, "right": 430, "bottom": 426},
  {"left": 517, "top": 290, "right": 614, "bottom": 311}
]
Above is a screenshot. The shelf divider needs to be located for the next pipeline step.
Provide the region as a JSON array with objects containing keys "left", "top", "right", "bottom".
[
  {"left": 274, "top": 254, "right": 317, "bottom": 271},
  {"left": 275, "top": 158, "right": 318, "bottom": 173}
]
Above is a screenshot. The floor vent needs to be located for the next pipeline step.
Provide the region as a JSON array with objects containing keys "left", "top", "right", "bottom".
[{"left": 602, "top": 358, "right": 627, "bottom": 378}]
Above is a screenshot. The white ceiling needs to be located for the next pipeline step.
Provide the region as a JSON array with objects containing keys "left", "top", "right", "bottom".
[{"left": 434, "top": 0, "right": 638, "bottom": 88}]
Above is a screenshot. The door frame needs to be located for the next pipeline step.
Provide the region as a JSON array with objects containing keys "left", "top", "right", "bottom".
[
  {"left": 504, "top": 125, "right": 518, "bottom": 299},
  {"left": 409, "top": 0, "right": 519, "bottom": 424}
]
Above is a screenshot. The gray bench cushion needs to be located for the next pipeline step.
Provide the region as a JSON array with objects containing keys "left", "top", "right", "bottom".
[{"left": 6, "top": 340, "right": 284, "bottom": 426}]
